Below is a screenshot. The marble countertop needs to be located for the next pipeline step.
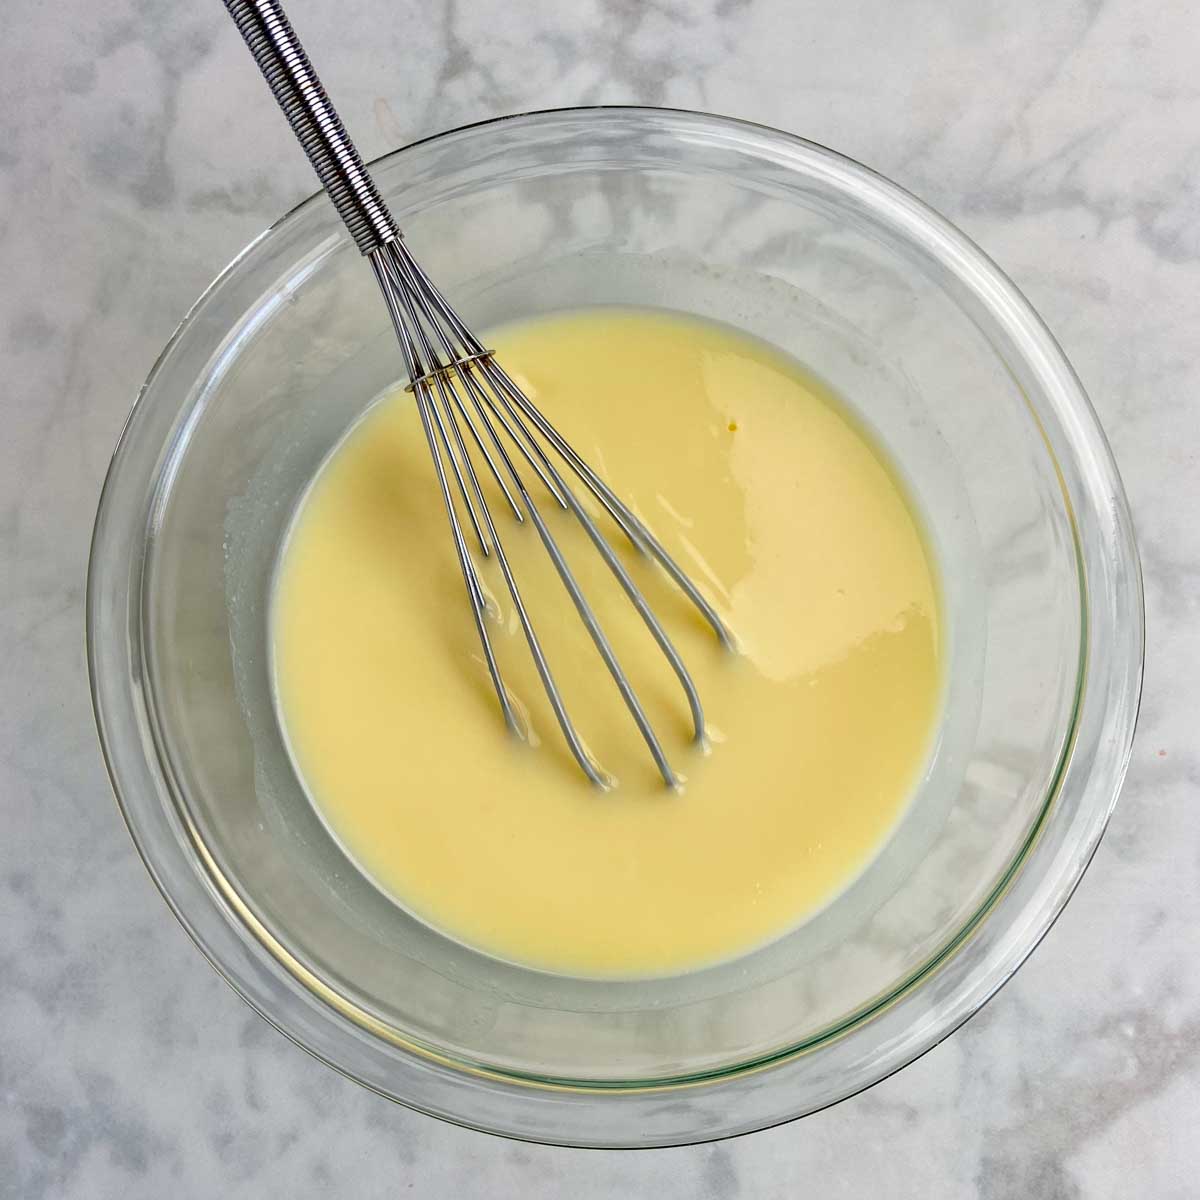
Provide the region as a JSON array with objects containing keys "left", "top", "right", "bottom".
[{"left": 3, "top": 0, "right": 1196, "bottom": 1194}]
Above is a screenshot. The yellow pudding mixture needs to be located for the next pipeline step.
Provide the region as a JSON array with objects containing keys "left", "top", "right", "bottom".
[{"left": 272, "top": 308, "right": 941, "bottom": 976}]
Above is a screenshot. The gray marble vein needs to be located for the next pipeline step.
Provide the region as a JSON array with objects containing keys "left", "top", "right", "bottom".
[{"left": 2, "top": 0, "right": 1197, "bottom": 1194}]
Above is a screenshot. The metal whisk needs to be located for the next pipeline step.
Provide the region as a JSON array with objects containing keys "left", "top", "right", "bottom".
[{"left": 225, "top": 0, "right": 732, "bottom": 786}]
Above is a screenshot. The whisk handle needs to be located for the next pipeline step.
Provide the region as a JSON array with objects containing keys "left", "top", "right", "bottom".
[{"left": 223, "top": 0, "right": 400, "bottom": 254}]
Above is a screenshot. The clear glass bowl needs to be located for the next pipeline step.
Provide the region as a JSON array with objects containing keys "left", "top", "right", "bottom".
[{"left": 87, "top": 107, "right": 1142, "bottom": 1146}]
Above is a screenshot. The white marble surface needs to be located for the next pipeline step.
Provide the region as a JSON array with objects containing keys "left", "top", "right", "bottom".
[{"left": 2, "top": 0, "right": 1197, "bottom": 1193}]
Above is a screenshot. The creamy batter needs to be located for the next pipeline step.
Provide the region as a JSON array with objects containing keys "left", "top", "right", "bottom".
[{"left": 272, "top": 308, "right": 941, "bottom": 976}]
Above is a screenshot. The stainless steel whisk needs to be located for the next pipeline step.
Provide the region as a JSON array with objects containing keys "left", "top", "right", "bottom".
[{"left": 225, "top": 0, "right": 733, "bottom": 786}]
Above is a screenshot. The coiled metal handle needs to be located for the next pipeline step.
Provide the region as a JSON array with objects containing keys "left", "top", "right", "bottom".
[{"left": 224, "top": 0, "right": 399, "bottom": 253}]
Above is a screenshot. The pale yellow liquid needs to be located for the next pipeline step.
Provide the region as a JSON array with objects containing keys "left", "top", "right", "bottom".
[{"left": 273, "top": 308, "right": 941, "bottom": 976}]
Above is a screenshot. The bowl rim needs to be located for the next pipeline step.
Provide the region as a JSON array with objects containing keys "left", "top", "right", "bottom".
[{"left": 87, "top": 103, "right": 1144, "bottom": 1147}]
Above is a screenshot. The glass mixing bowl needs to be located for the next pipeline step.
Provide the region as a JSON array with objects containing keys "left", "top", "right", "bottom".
[{"left": 87, "top": 107, "right": 1142, "bottom": 1146}]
